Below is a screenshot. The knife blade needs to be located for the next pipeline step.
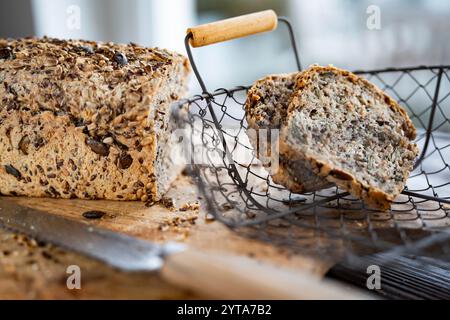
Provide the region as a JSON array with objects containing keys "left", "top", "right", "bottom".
[{"left": 0, "top": 196, "right": 183, "bottom": 272}]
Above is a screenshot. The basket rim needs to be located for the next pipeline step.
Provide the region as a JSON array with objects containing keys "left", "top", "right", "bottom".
[{"left": 175, "top": 64, "right": 450, "bottom": 106}]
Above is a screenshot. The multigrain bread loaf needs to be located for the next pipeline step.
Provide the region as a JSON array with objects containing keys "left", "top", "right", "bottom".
[
  {"left": 280, "top": 65, "right": 419, "bottom": 210},
  {"left": 245, "top": 73, "right": 332, "bottom": 193},
  {"left": 0, "top": 37, "right": 190, "bottom": 201}
]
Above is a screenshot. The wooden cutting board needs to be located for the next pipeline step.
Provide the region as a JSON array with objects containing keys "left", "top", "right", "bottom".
[{"left": 0, "top": 173, "right": 333, "bottom": 299}]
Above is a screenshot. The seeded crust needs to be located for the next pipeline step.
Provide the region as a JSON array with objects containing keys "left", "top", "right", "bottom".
[
  {"left": 0, "top": 37, "right": 190, "bottom": 201},
  {"left": 280, "top": 65, "right": 419, "bottom": 210},
  {"left": 245, "top": 73, "right": 332, "bottom": 192}
]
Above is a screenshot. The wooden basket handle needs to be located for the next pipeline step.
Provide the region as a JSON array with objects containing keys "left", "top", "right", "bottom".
[{"left": 187, "top": 10, "right": 278, "bottom": 48}]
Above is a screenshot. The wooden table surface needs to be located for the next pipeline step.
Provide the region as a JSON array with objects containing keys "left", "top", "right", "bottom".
[{"left": 0, "top": 174, "right": 332, "bottom": 299}]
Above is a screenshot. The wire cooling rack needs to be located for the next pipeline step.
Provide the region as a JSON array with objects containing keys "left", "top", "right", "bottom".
[{"left": 176, "top": 17, "right": 450, "bottom": 262}]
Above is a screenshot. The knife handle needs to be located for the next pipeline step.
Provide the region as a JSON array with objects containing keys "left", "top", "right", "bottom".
[{"left": 161, "top": 249, "right": 375, "bottom": 300}]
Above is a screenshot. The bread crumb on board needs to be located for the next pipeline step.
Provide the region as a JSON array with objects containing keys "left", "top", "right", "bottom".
[
  {"left": 179, "top": 201, "right": 200, "bottom": 212},
  {"left": 158, "top": 214, "right": 198, "bottom": 233},
  {"left": 205, "top": 213, "right": 216, "bottom": 223},
  {"left": 145, "top": 196, "right": 176, "bottom": 210},
  {"left": 219, "top": 203, "right": 234, "bottom": 212}
]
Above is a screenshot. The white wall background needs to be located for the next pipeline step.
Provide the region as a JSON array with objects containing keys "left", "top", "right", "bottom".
[
  {"left": 0, "top": 0, "right": 34, "bottom": 38},
  {"left": 1, "top": 0, "right": 449, "bottom": 95},
  {"left": 30, "top": 0, "right": 195, "bottom": 53}
]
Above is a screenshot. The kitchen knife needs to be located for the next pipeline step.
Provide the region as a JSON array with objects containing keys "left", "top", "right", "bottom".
[{"left": 0, "top": 196, "right": 374, "bottom": 299}]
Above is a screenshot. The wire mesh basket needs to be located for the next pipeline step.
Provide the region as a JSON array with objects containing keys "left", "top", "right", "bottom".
[{"left": 176, "top": 12, "right": 450, "bottom": 263}]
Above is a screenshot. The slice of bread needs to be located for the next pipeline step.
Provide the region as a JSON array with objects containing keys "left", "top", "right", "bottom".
[
  {"left": 280, "top": 65, "right": 419, "bottom": 210},
  {"left": 245, "top": 73, "right": 332, "bottom": 193}
]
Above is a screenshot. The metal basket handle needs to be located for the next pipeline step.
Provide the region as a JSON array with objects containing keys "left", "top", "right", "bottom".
[{"left": 183, "top": 11, "right": 306, "bottom": 225}]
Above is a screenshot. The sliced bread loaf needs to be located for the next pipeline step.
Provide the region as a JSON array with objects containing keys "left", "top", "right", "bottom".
[
  {"left": 280, "top": 65, "right": 419, "bottom": 210},
  {"left": 0, "top": 37, "right": 190, "bottom": 201},
  {"left": 245, "top": 73, "right": 332, "bottom": 192}
]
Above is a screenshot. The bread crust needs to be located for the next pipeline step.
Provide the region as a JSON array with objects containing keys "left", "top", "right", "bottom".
[
  {"left": 280, "top": 65, "right": 419, "bottom": 210},
  {"left": 245, "top": 73, "right": 332, "bottom": 193},
  {"left": 0, "top": 37, "right": 190, "bottom": 201}
]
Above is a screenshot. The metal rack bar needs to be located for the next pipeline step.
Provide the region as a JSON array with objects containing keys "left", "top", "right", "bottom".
[{"left": 414, "top": 68, "right": 444, "bottom": 170}]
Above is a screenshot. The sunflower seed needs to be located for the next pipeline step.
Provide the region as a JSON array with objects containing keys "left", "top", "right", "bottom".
[{"left": 18, "top": 135, "right": 30, "bottom": 155}]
